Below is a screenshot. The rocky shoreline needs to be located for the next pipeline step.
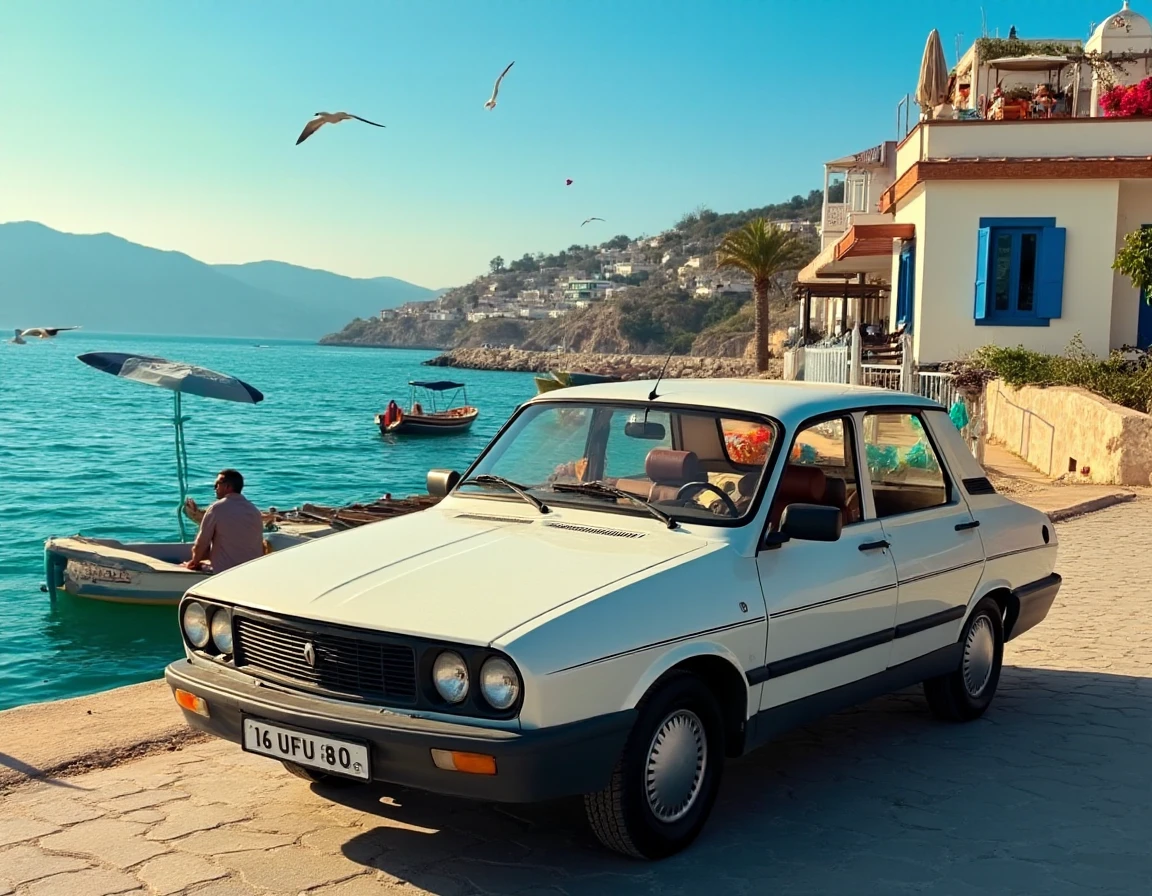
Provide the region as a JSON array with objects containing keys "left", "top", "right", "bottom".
[{"left": 423, "top": 347, "right": 772, "bottom": 379}]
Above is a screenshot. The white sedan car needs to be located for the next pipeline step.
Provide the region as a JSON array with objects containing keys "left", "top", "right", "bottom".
[{"left": 166, "top": 379, "right": 1060, "bottom": 859}]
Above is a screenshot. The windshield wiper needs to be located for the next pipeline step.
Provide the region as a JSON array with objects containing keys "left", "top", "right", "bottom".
[
  {"left": 462, "top": 475, "right": 550, "bottom": 514},
  {"left": 550, "top": 481, "right": 677, "bottom": 529}
]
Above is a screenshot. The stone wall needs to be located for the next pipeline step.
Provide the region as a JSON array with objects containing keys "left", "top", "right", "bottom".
[
  {"left": 984, "top": 380, "right": 1152, "bottom": 485},
  {"left": 424, "top": 347, "right": 773, "bottom": 379}
]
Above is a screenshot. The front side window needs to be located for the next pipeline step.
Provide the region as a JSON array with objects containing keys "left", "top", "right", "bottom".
[
  {"left": 862, "top": 412, "right": 949, "bottom": 518},
  {"left": 462, "top": 402, "right": 779, "bottom": 525},
  {"left": 769, "top": 417, "right": 862, "bottom": 530}
]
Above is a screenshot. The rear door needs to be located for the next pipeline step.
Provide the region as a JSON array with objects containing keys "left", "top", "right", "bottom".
[{"left": 859, "top": 410, "right": 985, "bottom": 668}]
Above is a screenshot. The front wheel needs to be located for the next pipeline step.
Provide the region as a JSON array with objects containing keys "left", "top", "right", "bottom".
[
  {"left": 923, "top": 597, "right": 1004, "bottom": 721},
  {"left": 584, "top": 672, "right": 724, "bottom": 859}
]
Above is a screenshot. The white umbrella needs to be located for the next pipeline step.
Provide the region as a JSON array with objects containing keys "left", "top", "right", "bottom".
[
  {"left": 77, "top": 352, "right": 264, "bottom": 539},
  {"left": 917, "top": 29, "right": 950, "bottom": 116}
]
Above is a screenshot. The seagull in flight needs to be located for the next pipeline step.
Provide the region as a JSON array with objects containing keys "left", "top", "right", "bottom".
[
  {"left": 580, "top": 217, "right": 605, "bottom": 227},
  {"left": 484, "top": 61, "right": 515, "bottom": 110},
  {"left": 11, "top": 326, "right": 81, "bottom": 344},
  {"left": 295, "top": 112, "right": 386, "bottom": 145}
]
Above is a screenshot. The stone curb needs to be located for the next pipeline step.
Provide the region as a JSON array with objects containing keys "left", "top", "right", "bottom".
[{"left": 1046, "top": 491, "right": 1136, "bottom": 523}]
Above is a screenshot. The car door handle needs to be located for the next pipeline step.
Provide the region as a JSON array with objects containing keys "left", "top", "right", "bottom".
[
  {"left": 955, "top": 520, "right": 981, "bottom": 531},
  {"left": 859, "top": 540, "right": 890, "bottom": 552}
]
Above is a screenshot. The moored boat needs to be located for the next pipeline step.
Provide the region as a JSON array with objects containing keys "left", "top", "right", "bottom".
[
  {"left": 376, "top": 381, "right": 478, "bottom": 435},
  {"left": 533, "top": 370, "right": 619, "bottom": 395}
]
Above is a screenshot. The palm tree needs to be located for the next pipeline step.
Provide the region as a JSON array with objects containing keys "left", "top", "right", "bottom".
[{"left": 716, "top": 219, "right": 804, "bottom": 372}]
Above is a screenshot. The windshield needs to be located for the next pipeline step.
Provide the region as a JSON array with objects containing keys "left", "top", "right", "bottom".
[{"left": 460, "top": 401, "right": 779, "bottom": 525}]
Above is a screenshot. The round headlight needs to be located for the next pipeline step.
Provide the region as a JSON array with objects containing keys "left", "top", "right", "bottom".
[
  {"left": 479, "top": 657, "right": 520, "bottom": 710},
  {"left": 182, "top": 601, "right": 210, "bottom": 649},
  {"left": 432, "top": 651, "right": 469, "bottom": 704},
  {"left": 210, "top": 609, "right": 233, "bottom": 654}
]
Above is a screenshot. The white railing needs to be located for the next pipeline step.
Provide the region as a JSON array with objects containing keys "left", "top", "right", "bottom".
[
  {"left": 782, "top": 347, "right": 804, "bottom": 381},
  {"left": 916, "top": 371, "right": 961, "bottom": 409},
  {"left": 860, "top": 364, "right": 902, "bottom": 391},
  {"left": 804, "top": 345, "right": 849, "bottom": 385},
  {"left": 824, "top": 203, "right": 849, "bottom": 231}
]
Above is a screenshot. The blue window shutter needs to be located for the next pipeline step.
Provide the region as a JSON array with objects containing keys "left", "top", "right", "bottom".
[
  {"left": 974, "top": 227, "right": 991, "bottom": 319},
  {"left": 1035, "top": 226, "right": 1066, "bottom": 319}
]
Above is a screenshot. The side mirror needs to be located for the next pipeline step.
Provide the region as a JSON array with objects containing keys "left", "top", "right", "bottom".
[
  {"left": 764, "top": 503, "right": 842, "bottom": 548},
  {"left": 427, "top": 469, "right": 461, "bottom": 497}
]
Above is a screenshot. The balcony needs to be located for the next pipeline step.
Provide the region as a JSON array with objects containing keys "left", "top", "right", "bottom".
[{"left": 896, "top": 117, "right": 1152, "bottom": 179}]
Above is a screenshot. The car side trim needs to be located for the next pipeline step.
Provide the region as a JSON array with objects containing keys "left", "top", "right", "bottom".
[
  {"left": 746, "top": 606, "right": 967, "bottom": 685},
  {"left": 897, "top": 559, "right": 983, "bottom": 587},
  {"left": 744, "top": 644, "right": 962, "bottom": 753},
  {"left": 769, "top": 585, "right": 892, "bottom": 618},
  {"left": 547, "top": 617, "right": 766, "bottom": 675},
  {"left": 986, "top": 544, "right": 1047, "bottom": 562}
]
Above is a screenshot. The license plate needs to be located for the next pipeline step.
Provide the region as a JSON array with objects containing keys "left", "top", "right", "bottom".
[{"left": 242, "top": 717, "right": 371, "bottom": 781}]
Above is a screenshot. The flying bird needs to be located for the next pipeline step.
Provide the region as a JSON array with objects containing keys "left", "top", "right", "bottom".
[
  {"left": 580, "top": 217, "right": 605, "bottom": 227},
  {"left": 484, "top": 61, "right": 515, "bottom": 110},
  {"left": 11, "top": 326, "right": 81, "bottom": 343},
  {"left": 295, "top": 112, "right": 385, "bottom": 145},
  {"left": 565, "top": 179, "right": 573, "bottom": 186}
]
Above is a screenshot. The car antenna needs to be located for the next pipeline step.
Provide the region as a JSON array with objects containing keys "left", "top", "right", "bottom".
[{"left": 647, "top": 346, "right": 675, "bottom": 401}]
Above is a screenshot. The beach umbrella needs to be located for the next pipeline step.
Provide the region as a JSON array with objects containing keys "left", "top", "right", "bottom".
[
  {"left": 916, "top": 29, "right": 950, "bottom": 116},
  {"left": 77, "top": 352, "right": 264, "bottom": 540}
]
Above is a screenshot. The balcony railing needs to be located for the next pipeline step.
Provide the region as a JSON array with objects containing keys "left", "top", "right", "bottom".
[{"left": 824, "top": 203, "right": 849, "bottom": 232}]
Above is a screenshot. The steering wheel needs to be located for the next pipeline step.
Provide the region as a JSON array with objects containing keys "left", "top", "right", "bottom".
[{"left": 675, "top": 481, "right": 740, "bottom": 517}]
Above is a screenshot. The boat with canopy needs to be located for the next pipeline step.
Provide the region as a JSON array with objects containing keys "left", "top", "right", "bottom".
[{"left": 375, "top": 380, "right": 478, "bottom": 435}]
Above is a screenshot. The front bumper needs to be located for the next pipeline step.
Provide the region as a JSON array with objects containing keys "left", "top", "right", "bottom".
[
  {"left": 165, "top": 659, "right": 634, "bottom": 803},
  {"left": 1007, "top": 572, "right": 1061, "bottom": 641}
]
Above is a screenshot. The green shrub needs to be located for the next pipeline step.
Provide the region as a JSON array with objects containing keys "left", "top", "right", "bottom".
[{"left": 973, "top": 336, "right": 1152, "bottom": 414}]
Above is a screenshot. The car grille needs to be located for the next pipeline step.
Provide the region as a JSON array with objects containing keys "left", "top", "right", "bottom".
[{"left": 233, "top": 615, "right": 417, "bottom": 704}]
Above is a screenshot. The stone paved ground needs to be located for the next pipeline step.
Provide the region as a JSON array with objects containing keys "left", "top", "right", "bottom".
[{"left": 2, "top": 502, "right": 1149, "bottom": 895}]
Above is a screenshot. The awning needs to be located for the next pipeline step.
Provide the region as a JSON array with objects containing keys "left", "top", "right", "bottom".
[
  {"left": 798, "top": 224, "right": 914, "bottom": 283},
  {"left": 835, "top": 224, "right": 916, "bottom": 260},
  {"left": 409, "top": 380, "right": 465, "bottom": 391}
]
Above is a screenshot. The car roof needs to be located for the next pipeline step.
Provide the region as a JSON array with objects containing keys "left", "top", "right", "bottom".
[{"left": 527, "top": 377, "right": 943, "bottom": 425}]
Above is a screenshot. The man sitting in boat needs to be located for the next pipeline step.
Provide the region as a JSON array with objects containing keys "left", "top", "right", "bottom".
[{"left": 182, "top": 469, "right": 264, "bottom": 573}]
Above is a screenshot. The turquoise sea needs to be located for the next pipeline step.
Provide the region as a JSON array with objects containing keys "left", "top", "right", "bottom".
[{"left": 0, "top": 334, "right": 537, "bottom": 711}]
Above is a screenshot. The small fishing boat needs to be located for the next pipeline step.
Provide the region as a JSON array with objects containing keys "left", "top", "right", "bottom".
[
  {"left": 45, "top": 494, "right": 444, "bottom": 606},
  {"left": 376, "top": 380, "right": 478, "bottom": 435},
  {"left": 534, "top": 370, "right": 619, "bottom": 395}
]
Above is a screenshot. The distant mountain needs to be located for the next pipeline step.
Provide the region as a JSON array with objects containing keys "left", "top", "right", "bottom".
[
  {"left": 0, "top": 222, "right": 444, "bottom": 340},
  {"left": 212, "top": 260, "right": 447, "bottom": 320}
]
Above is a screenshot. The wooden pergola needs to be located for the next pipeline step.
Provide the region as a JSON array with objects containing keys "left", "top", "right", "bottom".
[{"left": 790, "top": 279, "right": 890, "bottom": 344}]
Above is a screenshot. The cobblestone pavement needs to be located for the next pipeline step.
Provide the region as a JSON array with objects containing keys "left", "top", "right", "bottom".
[{"left": 2, "top": 502, "right": 1149, "bottom": 895}]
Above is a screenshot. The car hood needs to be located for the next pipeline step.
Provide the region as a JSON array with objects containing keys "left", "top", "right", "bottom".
[{"left": 189, "top": 507, "right": 709, "bottom": 645}]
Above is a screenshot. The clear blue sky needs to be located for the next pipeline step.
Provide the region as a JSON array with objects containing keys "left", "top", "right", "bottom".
[{"left": 0, "top": 0, "right": 1118, "bottom": 288}]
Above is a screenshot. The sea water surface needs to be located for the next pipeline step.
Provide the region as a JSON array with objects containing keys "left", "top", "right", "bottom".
[{"left": 0, "top": 334, "right": 537, "bottom": 710}]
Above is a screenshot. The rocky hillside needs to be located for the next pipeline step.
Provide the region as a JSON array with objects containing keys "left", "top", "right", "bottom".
[
  {"left": 321, "top": 192, "right": 820, "bottom": 355},
  {"left": 423, "top": 347, "right": 774, "bottom": 379}
]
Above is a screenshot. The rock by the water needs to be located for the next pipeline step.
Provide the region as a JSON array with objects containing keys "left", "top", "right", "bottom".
[{"left": 423, "top": 348, "right": 780, "bottom": 379}]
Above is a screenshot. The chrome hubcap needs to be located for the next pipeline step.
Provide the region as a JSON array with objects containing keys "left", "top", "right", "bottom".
[
  {"left": 645, "top": 709, "right": 707, "bottom": 823},
  {"left": 963, "top": 615, "right": 996, "bottom": 697}
]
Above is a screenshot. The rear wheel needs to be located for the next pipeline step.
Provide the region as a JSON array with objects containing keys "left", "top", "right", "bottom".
[
  {"left": 584, "top": 672, "right": 725, "bottom": 859},
  {"left": 923, "top": 597, "right": 1004, "bottom": 721}
]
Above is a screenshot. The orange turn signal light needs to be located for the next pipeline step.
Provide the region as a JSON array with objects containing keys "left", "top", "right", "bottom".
[
  {"left": 173, "top": 688, "right": 210, "bottom": 718},
  {"left": 430, "top": 749, "right": 497, "bottom": 775}
]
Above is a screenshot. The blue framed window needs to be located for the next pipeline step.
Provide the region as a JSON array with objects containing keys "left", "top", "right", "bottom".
[
  {"left": 974, "top": 217, "right": 1065, "bottom": 326},
  {"left": 896, "top": 240, "right": 915, "bottom": 332}
]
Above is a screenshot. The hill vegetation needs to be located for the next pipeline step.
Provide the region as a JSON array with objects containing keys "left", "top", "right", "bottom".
[{"left": 322, "top": 190, "right": 822, "bottom": 357}]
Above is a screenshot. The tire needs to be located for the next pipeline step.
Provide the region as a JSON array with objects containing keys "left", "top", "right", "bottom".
[
  {"left": 280, "top": 760, "right": 356, "bottom": 786},
  {"left": 923, "top": 597, "right": 1004, "bottom": 722},
  {"left": 584, "top": 672, "right": 725, "bottom": 859}
]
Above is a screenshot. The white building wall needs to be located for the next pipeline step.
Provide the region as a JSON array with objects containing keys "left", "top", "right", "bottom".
[
  {"left": 1111, "top": 180, "right": 1152, "bottom": 348},
  {"left": 898, "top": 180, "right": 1120, "bottom": 364}
]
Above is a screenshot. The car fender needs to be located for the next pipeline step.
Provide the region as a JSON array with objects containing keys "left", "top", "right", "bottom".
[{"left": 621, "top": 639, "right": 750, "bottom": 714}]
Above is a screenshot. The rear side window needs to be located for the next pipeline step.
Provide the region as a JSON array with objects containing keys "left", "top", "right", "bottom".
[{"left": 862, "top": 412, "right": 950, "bottom": 517}]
